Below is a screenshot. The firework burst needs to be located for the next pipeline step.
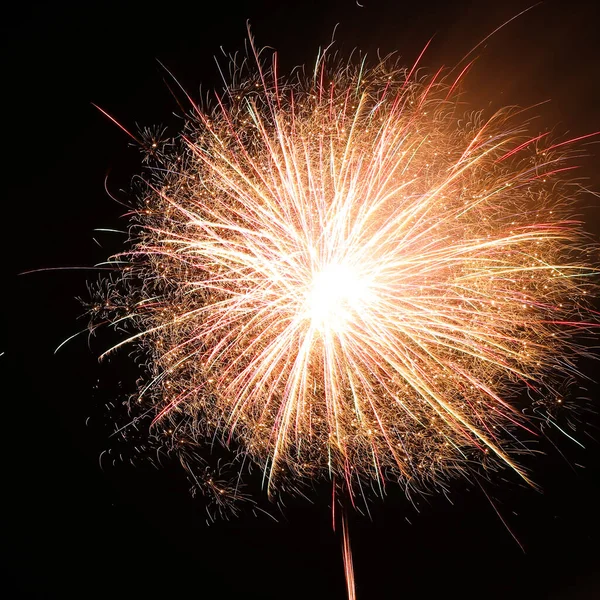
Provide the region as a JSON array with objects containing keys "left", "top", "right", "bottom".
[{"left": 93, "top": 40, "right": 598, "bottom": 522}]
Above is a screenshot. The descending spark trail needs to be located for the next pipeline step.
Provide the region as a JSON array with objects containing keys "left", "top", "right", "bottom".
[
  {"left": 342, "top": 512, "right": 356, "bottom": 600},
  {"left": 91, "top": 37, "right": 598, "bottom": 599}
]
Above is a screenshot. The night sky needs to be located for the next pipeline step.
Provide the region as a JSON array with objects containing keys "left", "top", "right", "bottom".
[{"left": 5, "top": 1, "right": 600, "bottom": 598}]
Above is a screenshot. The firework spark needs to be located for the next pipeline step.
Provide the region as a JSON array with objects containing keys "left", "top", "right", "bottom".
[{"left": 92, "top": 37, "right": 598, "bottom": 596}]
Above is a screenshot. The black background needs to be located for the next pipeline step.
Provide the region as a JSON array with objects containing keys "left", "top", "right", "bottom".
[{"left": 4, "top": 1, "right": 600, "bottom": 598}]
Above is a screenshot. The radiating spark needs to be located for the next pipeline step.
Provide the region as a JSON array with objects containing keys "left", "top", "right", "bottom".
[
  {"left": 94, "top": 43, "right": 599, "bottom": 497},
  {"left": 90, "top": 38, "right": 598, "bottom": 599}
]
